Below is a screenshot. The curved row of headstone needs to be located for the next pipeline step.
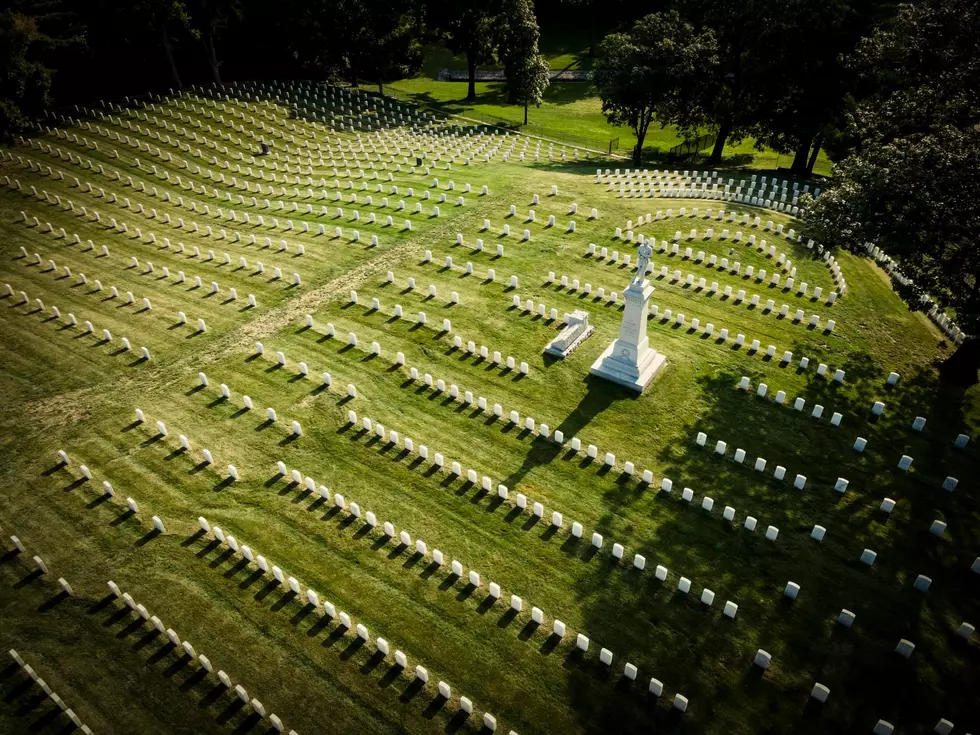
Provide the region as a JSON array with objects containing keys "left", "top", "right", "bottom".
[
  {"left": 611, "top": 207, "right": 845, "bottom": 298},
  {"left": 7, "top": 650, "right": 95, "bottom": 733},
  {"left": 2, "top": 282, "right": 151, "bottom": 360},
  {"left": 695, "top": 430, "right": 958, "bottom": 542},
  {"left": 556, "top": 260, "right": 836, "bottom": 333},
  {"left": 192, "top": 515, "right": 507, "bottom": 733},
  {"left": 103, "top": 578, "right": 296, "bottom": 734},
  {"left": 862, "top": 243, "right": 967, "bottom": 344},
  {"left": 597, "top": 167, "right": 816, "bottom": 215},
  {"left": 500, "top": 282, "right": 821, "bottom": 370},
  {"left": 636, "top": 205, "right": 848, "bottom": 293}
]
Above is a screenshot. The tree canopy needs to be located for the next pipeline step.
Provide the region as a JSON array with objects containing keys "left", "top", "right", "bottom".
[
  {"left": 593, "top": 11, "right": 717, "bottom": 164},
  {"left": 0, "top": 0, "right": 82, "bottom": 142},
  {"left": 800, "top": 0, "right": 980, "bottom": 380},
  {"left": 498, "top": 0, "right": 550, "bottom": 124},
  {"left": 438, "top": 0, "right": 500, "bottom": 101}
]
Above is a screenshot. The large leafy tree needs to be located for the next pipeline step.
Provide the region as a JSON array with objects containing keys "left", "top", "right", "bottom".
[
  {"left": 123, "top": 0, "right": 194, "bottom": 91},
  {"left": 498, "top": 0, "right": 550, "bottom": 124},
  {"left": 189, "top": 0, "right": 241, "bottom": 85},
  {"left": 284, "top": 0, "right": 422, "bottom": 89},
  {"left": 746, "top": 0, "right": 893, "bottom": 175},
  {"left": 439, "top": 2, "right": 499, "bottom": 101},
  {"left": 593, "top": 11, "right": 717, "bottom": 164},
  {"left": 672, "top": 0, "right": 767, "bottom": 164},
  {"left": 0, "top": 0, "right": 83, "bottom": 142},
  {"left": 801, "top": 0, "right": 980, "bottom": 382}
]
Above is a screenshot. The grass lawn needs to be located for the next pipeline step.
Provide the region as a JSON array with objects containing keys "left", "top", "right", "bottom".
[
  {"left": 393, "top": 39, "right": 834, "bottom": 177},
  {"left": 0, "top": 83, "right": 977, "bottom": 735}
]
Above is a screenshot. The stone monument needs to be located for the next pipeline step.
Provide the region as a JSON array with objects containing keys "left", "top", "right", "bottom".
[
  {"left": 589, "top": 241, "right": 666, "bottom": 391},
  {"left": 545, "top": 310, "right": 594, "bottom": 358}
]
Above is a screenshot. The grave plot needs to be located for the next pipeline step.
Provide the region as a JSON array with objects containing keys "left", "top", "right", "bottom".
[{"left": 1, "top": 82, "right": 977, "bottom": 735}]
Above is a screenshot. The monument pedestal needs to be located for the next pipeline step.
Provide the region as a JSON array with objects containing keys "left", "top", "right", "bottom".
[{"left": 589, "top": 278, "right": 666, "bottom": 392}]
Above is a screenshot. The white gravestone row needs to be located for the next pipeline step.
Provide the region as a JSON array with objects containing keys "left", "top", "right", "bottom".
[
  {"left": 6, "top": 650, "right": 95, "bottom": 732},
  {"left": 6, "top": 284, "right": 151, "bottom": 358},
  {"left": 104, "top": 577, "right": 295, "bottom": 731},
  {"left": 195, "top": 512, "right": 499, "bottom": 729},
  {"left": 736, "top": 376, "right": 842, "bottom": 425}
]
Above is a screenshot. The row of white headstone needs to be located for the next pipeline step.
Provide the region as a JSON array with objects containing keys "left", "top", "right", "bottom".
[
  {"left": 15, "top": 145, "right": 374, "bottom": 263},
  {"left": 737, "top": 376, "right": 844, "bottom": 424},
  {"left": 131, "top": 407, "right": 238, "bottom": 480},
  {"left": 617, "top": 209, "right": 829, "bottom": 283},
  {"left": 56, "top": 449, "right": 152, "bottom": 520},
  {"left": 104, "top": 578, "right": 296, "bottom": 734},
  {"left": 3, "top": 284, "right": 150, "bottom": 359},
  {"left": 59, "top": 86, "right": 502, "bottom": 173},
  {"left": 17, "top": 162, "right": 308, "bottom": 279},
  {"left": 247, "top": 347, "right": 359, "bottom": 403},
  {"left": 195, "top": 514, "right": 498, "bottom": 730},
  {"left": 319, "top": 420, "right": 692, "bottom": 707},
  {"left": 620, "top": 205, "right": 845, "bottom": 291},
  {"left": 45, "top": 103, "right": 490, "bottom": 196},
  {"left": 649, "top": 299, "right": 812, "bottom": 356},
  {"left": 27, "top": 122, "right": 490, "bottom": 254},
  {"left": 11, "top": 172, "right": 302, "bottom": 290},
  {"left": 21, "top": 235, "right": 257, "bottom": 311},
  {"left": 344, "top": 408, "right": 730, "bottom": 612},
  {"left": 7, "top": 650, "right": 94, "bottom": 733},
  {"left": 696, "top": 432, "right": 961, "bottom": 567},
  {"left": 865, "top": 243, "right": 965, "bottom": 345}
]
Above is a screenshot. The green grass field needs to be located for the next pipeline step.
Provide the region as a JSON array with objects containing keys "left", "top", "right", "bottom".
[
  {"left": 0, "top": 84, "right": 977, "bottom": 735},
  {"left": 390, "top": 38, "right": 834, "bottom": 177}
]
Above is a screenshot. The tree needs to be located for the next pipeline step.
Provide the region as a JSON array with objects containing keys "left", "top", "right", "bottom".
[
  {"left": 439, "top": 2, "right": 499, "bottom": 101},
  {"left": 801, "top": 0, "right": 980, "bottom": 383},
  {"left": 672, "top": 0, "right": 767, "bottom": 164},
  {"left": 498, "top": 0, "right": 550, "bottom": 125},
  {"left": 284, "top": 0, "right": 422, "bottom": 90},
  {"left": 189, "top": 0, "right": 241, "bottom": 85},
  {"left": 126, "top": 0, "right": 194, "bottom": 91},
  {"left": 593, "top": 11, "right": 717, "bottom": 164},
  {"left": 745, "top": 0, "right": 893, "bottom": 175},
  {"left": 0, "top": 1, "right": 83, "bottom": 142}
]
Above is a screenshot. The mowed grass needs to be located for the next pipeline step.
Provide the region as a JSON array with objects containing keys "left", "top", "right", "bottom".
[
  {"left": 1, "top": 86, "right": 978, "bottom": 735},
  {"left": 396, "top": 41, "right": 834, "bottom": 176}
]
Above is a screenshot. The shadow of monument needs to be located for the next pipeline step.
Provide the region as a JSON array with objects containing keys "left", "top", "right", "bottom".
[{"left": 499, "top": 375, "right": 631, "bottom": 491}]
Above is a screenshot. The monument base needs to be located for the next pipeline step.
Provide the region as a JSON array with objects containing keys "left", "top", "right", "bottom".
[{"left": 589, "top": 340, "right": 667, "bottom": 393}]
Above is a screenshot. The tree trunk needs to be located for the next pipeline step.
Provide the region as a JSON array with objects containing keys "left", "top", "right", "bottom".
[
  {"left": 938, "top": 336, "right": 980, "bottom": 387},
  {"left": 805, "top": 132, "right": 824, "bottom": 175},
  {"left": 466, "top": 52, "right": 477, "bottom": 101},
  {"left": 161, "top": 24, "right": 182, "bottom": 91},
  {"left": 203, "top": 29, "right": 221, "bottom": 86},
  {"left": 790, "top": 135, "right": 812, "bottom": 175},
  {"left": 524, "top": 102, "right": 528, "bottom": 126},
  {"left": 707, "top": 117, "right": 732, "bottom": 164},
  {"left": 633, "top": 118, "right": 649, "bottom": 165}
]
